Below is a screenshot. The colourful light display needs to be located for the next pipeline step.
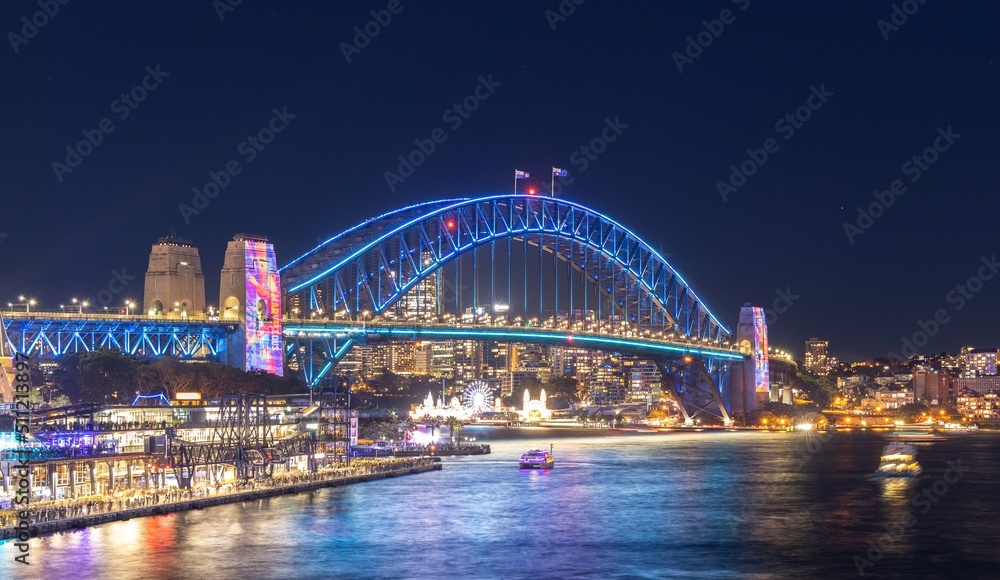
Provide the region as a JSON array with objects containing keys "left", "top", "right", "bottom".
[
  {"left": 752, "top": 307, "right": 769, "bottom": 392},
  {"left": 245, "top": 240, "right": 283, "bottom": 375}
]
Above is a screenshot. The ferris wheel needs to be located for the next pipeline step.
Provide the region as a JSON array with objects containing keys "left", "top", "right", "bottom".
[{"left": 462, "top": 381, "right": 495, "bottom": 414}]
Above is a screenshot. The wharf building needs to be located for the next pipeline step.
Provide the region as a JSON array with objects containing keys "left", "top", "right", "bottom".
[{"left": 1, "top": 392, "right": 348, "bottom": 500}]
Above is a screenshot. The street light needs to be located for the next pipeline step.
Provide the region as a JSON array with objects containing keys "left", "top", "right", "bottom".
[
  {"left": 71, "top": 298, "right": 88, "bottom": 314},
  {"left": 125, "top": 300, "right": 136, "bottom": 316},
  {"left": 18, "top": 296, "right": 36, "bottom": 313}
]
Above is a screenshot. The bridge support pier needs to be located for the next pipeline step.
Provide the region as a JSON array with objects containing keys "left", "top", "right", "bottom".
[{"left": 655, "top": 358, "right": 731, "bottom": 426}]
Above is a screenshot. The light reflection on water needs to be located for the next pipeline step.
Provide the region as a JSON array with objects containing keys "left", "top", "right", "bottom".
[{"left": 5, "top": 429, "right": 1000, "bottom": 579}]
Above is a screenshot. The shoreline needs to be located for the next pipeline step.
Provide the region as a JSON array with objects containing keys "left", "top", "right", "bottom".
[{"left": 1, "top": 460, "right": 442, "bottom": 541}]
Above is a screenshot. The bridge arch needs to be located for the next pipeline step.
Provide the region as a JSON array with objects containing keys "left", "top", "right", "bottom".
[{"left": 281, "top": 195, "right": 730, "bottom": 342}]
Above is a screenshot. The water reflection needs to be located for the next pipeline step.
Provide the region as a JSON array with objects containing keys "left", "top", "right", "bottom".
[{"left": 5, "top": 430, "right": 1000, "bottom": 579}]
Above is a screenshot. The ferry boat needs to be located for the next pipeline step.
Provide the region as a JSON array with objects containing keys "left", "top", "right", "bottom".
[
  {"left": 873, "top": 442, "right": 922, "bottom": 478},
  {"left": 889, "top": 427, "right": 943, "bottom": 443},
  {"left": 519, "top": 445, "right": 554, "bottom": 469}
]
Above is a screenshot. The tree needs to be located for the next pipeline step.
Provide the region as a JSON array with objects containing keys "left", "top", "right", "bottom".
[
  {"left": 397, "top": 415, "right": 415, "bottom": 444},
  {"left": 895, "top": 403, "right": 930, "bottom": 424},
  {"left": 446, "top": 416, "right": 463, "bottom": 445},
  {"left": 50, "top": 354, "right": 82, "bottom": 402},
  {"left": 78, "top": 349, "right": 137, "bottom": 404},
  {"left": 793, "top": 372, "right": 838, "bottom": 410}
]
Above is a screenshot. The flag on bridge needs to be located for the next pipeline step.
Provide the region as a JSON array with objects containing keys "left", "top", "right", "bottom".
[
  {"left": 552, "top": 167, "right": 568, "bottom": 177},
  {"left": 515, "top": 170, "right": 529, "bottom": 179}
]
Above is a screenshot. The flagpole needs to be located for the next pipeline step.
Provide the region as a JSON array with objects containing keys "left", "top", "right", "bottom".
[{"left": 551, "top": 167, "right": 555, "bottom": 198}]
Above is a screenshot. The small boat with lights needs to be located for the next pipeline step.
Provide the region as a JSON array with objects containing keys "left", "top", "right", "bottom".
[
  {"left": 872, "top": 442, "right": 922, "bottom": 478},
  {"left": 519, "top": 445, "right": 554, "bottom": 469}
]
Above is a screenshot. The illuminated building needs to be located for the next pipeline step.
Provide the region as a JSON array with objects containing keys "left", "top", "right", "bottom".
[
  {"left": 731, "top": 304, "right": 769, "bottom": 415},
  {"left": 804, "top": 338, "right": 829, "bottom": 375},
  {"left": 219, "top": 234, "right": 284, "bottom": 375},
  {"left": 144, "top": 237, "right": 206, "bottom": 316},
  {"left": 398, "top": 255, "right": 441, "bottom": 319},
  {"left": 588, "top": 356, "right": 626, "bottom": 406},
  {"left": 953, "top": 376, "right": 1000, "bottom": 396},
  {"left": 19, "top": 393, "right": 333, "bottom": 499},
  {"left": 626, "top": 361, "right": 661, "bottom": 405},
  {"left": 874, "top": 387, "right": 914, "bottom": 410},
  {"left": 430, "top": 341, "right": 455, "bottom": 376},
  {"left": 413, "top": 342, "right": 433, "bottom": 375},
  {"left": 388, "top": 343, "right": 415, "bottom": 375},
  {"left": 453, "top": 340, "right": 484, "bottom": 384},
  {"left": 963, "top": 349, "right": 998, "bottom": 377},
  {"left": 957, "top": 390, "right": 1000, "bottom": 421},
  {"left": 481, "top": 341, "right": 511, "bottom": 384}
]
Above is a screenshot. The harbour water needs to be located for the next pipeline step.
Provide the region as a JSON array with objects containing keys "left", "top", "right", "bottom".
[{"left": 5, "top": 428, "right": 1000, "bottom": 579}]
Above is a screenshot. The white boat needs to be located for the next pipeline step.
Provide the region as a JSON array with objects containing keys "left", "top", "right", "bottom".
[
  {"left": 519, "top": 445, "right": 554, "bottom": 469},
  {"left": 873, "top": 442, "right": 922, "bottom": 478}
]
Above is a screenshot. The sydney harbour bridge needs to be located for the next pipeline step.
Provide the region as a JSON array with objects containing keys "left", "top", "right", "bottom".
[{"left": 2, "top": 195, "right": 778, "bottom": 422}]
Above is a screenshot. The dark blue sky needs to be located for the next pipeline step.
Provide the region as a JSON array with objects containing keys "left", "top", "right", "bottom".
[{"left": 2, "top": 1, "right": 998, "bottom": 360}]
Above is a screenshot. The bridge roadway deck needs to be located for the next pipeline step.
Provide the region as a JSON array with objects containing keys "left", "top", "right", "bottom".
[
  {"left": 283, "top": 321, "right": 745, "bottom": 361},
  {"left": 2, "top": 312, "right": 746, "bottom": 361}
]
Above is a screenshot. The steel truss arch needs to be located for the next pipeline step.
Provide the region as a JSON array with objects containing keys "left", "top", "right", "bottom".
[{"left": 282, "top": 195, "right": 730, "bottom": 342}]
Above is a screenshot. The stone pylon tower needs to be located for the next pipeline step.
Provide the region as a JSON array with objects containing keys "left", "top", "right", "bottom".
[
  {"left": 729, "top": 303, "right": 770, "bottom": 417},
  {"left": 219, "top": 234, "right": 284, "bottom": 375},
  {"left": 143, "top": 237, "right": 206, "bottom": 316}
]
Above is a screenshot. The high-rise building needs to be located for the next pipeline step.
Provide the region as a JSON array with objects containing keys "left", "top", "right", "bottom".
[
  {"left": 430, "top": 341, "right": 455, "bottom": 376},
  {"left": 144, "top": 237, "right": 206, "bottom": 316},
  {"left": 388, "top": 343, "right": 415, "bottom": 375},
  {"left": 588, "top": 355, "right": 626, "bottom": 406},
  {"left": 626, "top": 361, "right": 661, "bottom": 405},
  {"left": 804, "top": 338, "right": 829, "bottom": 375},
  {"left": 453, "top": 340, "right": 483, "bottom": 384},
  {"left": 413, "top": 342, "right": 433, "bottom": 375},
  {"left": 482, "top": 341, "right": 511, "bottom": 384},
  {"left": 963, "top": 349, "right": 998, "bottom": 377}
]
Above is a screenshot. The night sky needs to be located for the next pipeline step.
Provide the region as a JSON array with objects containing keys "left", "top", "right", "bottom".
[{"left": 2, "top": 1, "right": 998, "bottom": 361}]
